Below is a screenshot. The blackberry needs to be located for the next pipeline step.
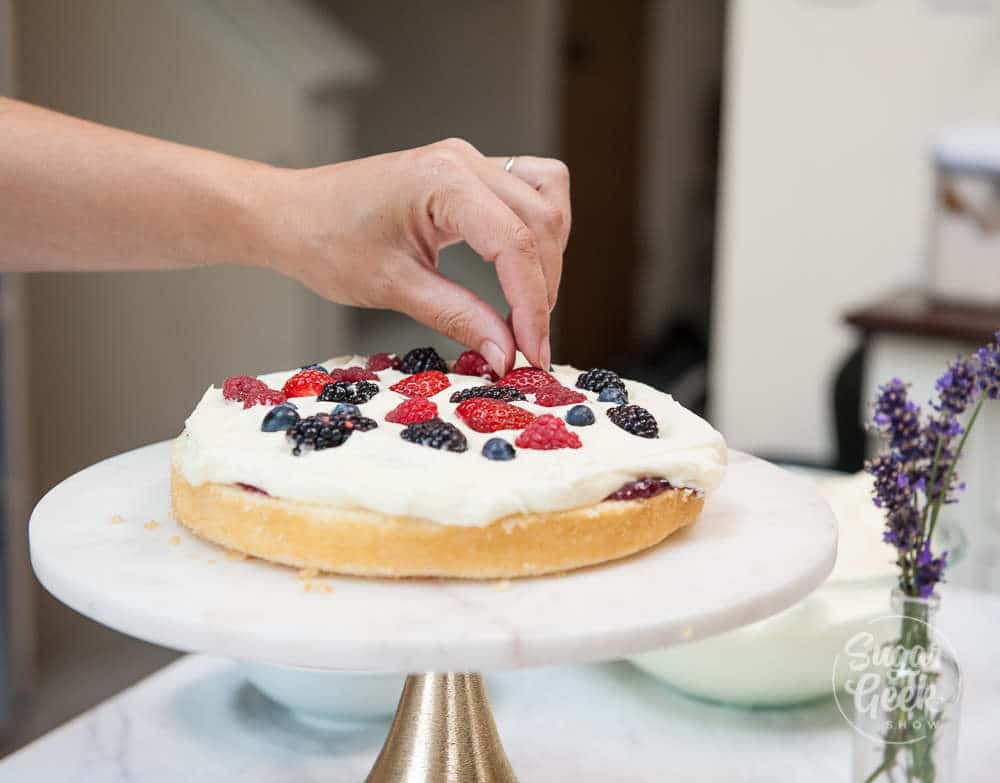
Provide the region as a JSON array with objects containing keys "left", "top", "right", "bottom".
[
  {"left": 317, "top": 380, "right": 379, "bottom": 404},
  {"left": 576, "top": 368, "right": 626, "bottom": 393},
  {"left": 400, "top": 417, "right": 468, "bottom": 452},
  {"left": 287, "top": 413, "right": 351, "bottom": 455},
  {"left": 332, "top": 410, "right": 378, "bottom": 432},
  {"left": 449, "top": 384, "right": 527, "bottom": 403},
  {"left": 607, "top": 405, "right": 659, "bottom": 438},
  {"left": 598, "top": 386, "right": 628, "bottom": 405},
  {"left": 398, "top": 346, "right": 448, "bottom": 374}
]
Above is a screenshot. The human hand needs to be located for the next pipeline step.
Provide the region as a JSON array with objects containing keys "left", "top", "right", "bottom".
[{"left": 257, "top": 138, "right": 571, "bottom": 376}]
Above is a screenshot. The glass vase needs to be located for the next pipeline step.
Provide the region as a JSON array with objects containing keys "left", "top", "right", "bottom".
[{"left": 849, "top": 588, "right": 961, "bottom": 782}]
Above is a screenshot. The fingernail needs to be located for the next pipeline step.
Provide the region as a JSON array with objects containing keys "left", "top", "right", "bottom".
[
  {"left": 480, "top": 340, "right": 507, "bottom": 377},
  {"left": 537, "top": 337, "right": 551, "bottom": 370}
]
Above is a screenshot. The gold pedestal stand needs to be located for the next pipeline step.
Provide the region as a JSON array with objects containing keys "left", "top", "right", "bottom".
[{"left": 365, "top": 673, "right": 517, "bottom": 783}]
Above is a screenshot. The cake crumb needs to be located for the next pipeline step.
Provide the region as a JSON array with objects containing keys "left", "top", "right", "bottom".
[
  {"left": 296, "top": 568, "right": 319, "bottom": 581},
  {"left": 493, "top": 579, "right": 511, "bottom": 592},
  {"left": 168, "top": 536, "right": 181, "bottom": 546},
  {"left": 303, "top": 581, "right": 333, "bottom": 594},
  {"left": 225, "top": 550, "right": 248, "bottom": 561},
  {"left": 111, "top": 515, "right": 125, "bottom": 525},
  {"left": 143, "top": 520, "right": 159, "bottom": 531}
]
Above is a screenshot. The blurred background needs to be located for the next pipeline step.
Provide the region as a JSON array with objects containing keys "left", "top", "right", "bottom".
[{"left": 0, "top": 0, "right": 999, "bottom": 757}]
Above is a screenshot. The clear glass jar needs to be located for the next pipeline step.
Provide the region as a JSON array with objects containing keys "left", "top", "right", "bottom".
[{"left": 851, "top": 589, "right": 961, "bottom": 782}]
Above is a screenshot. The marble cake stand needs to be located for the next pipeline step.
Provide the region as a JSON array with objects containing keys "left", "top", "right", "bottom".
[{"left": 29, "top": 443, "right": 837, "bottom": 782}]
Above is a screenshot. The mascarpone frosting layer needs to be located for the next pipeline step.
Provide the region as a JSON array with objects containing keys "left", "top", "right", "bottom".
[{"left": 175, "top": 356, "right": 727, "bottom": 527}]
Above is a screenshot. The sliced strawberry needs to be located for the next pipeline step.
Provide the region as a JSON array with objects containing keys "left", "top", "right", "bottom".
[
  {"left": 515, "top": 414, "right": 582, "bottom": 450},
  {"left": 243, "top": 388, "right": 287, "bottom": 409},
  {"left": 390, "top": 370, "right": 451, "bottom": 398},
  {"left": 534, "top": 383, "right": 586, "bottom": 407},
  {"left": 456, "top": 397, "right": 536, "bottom": 433},
  {"left": 452, "top": 350, "right": 499, "bottom": 381},
  {"left": 223, "top": 374, "right": 267, "bottom": 402},
  {"left": 281, "top": 369, "right": 334, "bottom": 398},
  {"left": 498, "top": 367, "right": 557, "bottom": 394},
  {"left": 367, "top": 352, "right": 401, "bottom": 371},
  {"left": 328, "top": 366, "right": 379, "bottom": 382},
  {"left": 385, "top": 398, "right": 438, "bottom": 424}
]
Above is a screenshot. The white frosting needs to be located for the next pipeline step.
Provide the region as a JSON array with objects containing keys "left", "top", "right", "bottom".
[{"left": 175, "top": 356, "right": 727, "bottom": 527}]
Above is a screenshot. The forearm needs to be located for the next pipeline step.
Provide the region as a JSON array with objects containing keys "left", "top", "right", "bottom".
[{"left": 0, "top": 98, "right": 273, "bottom": 272}]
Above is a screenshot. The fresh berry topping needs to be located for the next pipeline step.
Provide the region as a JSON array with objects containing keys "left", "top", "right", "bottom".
[
  {"left": 390, "top": 370, "right": 450, "bottom": 398},
  {"left": 452, "top": 350, "right": 499, "bottom": 381},
  {"left": 318, "top": 380, "right": 380, "bottom": 404},
  {"left": 515, "top": 414, "right": 582, "bottom": 450},
  {"left": 398, "top": 346, "right": 448, "bottom": 374},
  {"left": 260, "top": 405, "right": 299, "bottom": 432},
  {"left": 243, "top": 388, "right": 287, "bottom": 410},
  {"left": 498, "top": 367, "right": 557, "bottom": 394},
  {"left": 607, "top": 404, "right": 658, "bottom": 438},
  {"left": 332, "top": 402, "right": 360, "bottom": 417},
  {"left": 332, "top": 409, "right": 378, "bottom": 432},
  {"left": 223, "top": 374, "right": 266, "bottom": 402},
  {"left": 385, "top": 398, "right": 438, "bottom": 424},
  {"left": 400, "top": 418, "right": 468, "bottom": 452},
  {"left": 534, "top": 383, "right": 587, "bottom": 407},
  {"left": 456, "top": 398, "right": 536, "bottom": 433},
  {"left": 605, "top": 477, "right": 674, "bottom": 501},
  {"left": 366, "top": 352, "right": 401, "bottom": 371},
  {"left": 328, "top": 366, "right": 380, "bottom": 382},
  {"left": 576, "top": 368, "right": 626, "bottom": 394},
  {"left": 598, "top": 386, "right": 629, "bottom": 405},
  {"left": 482, "top": 437, "right": 516, "bottom": 461},
  {"left": 449, "top": 384, "right": 527, "bottom": 403},
  {"left": 301, "top": 363, "right": 328, "bottom": 373},
  {"left": 287, "top": 410, "right": 377, "bottom": 455},
  {"left": 281, "top": 369, "right": 334, "bottom": 398},
  {"left": 565, "top": 405, "right": 595, "bottom": 426},
  {"left": 236, "top": 482, "right": 270, "bottom": 496}
]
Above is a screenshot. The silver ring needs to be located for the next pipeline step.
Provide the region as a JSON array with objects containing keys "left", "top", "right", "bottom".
[{"left": 503, "top": 156, "right": 516, "bottom": 173}]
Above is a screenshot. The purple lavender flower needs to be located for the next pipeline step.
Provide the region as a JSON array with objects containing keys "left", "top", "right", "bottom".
[
  {"left": 872, "top": 378, "right": 923, "bottom": 461},
  {"left": 933, "top": 356, "right": 978, "bottom": 417},
  {"left": 914, "top": 545, "right": 948, "bottom": 599},
  {"left": 865, "top": 453, "right": 912, "bottom": 513},
  {"left": 883, "top": 505, "right": 921, "bottom": 549},
  {"left": 978, "top": 331, "right": 1000, "bottom": 400}
]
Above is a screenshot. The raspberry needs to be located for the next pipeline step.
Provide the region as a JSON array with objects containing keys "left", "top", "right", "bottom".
[
  {"left": 400, "top": 418, "right": 468, "bottom": 452},
  {"left": 223, "top": 374, "right": 266, "bottom": 402},
  {"left": 366, "top": 352, "right": 401, "bottom": 372},
  {"left": 390, "top": 370, "right": 450, "bottom": 398},
  {"left": 456, "top": 398, "right": 536, "bottom": 433},
  {"left": 328, "top": 366, "right": 379, "bottom": 382},
  {"left": 449, "top": 385, "right": 527, "bottom": 403},
  {"left": 452, "top": 350, "right": 499, "bottom": 381},
  {"left": 243, "top": 387, "right": 287, "bottom": 409},
  {"left": 515, "top": 414, "right": 582, "bottom": 450},
  {"left": 607, "top": 404, "right": 659, "bottom": 438},
  {"left": 576, "top": 368, "right": 625, "bottom": 394},
  {"left": 534, "top": 383, "right": 586, "bottom": 407},
  {"left": 385, "top": 398, "right": 438, "bottom": 424},
  {"left": 398, "top": 347, "right": 448, "bottom": 374},
  {"left": 605, "top": 477, "right": 674, "bottom": 501},
  {"left": 498, "top": 367, "right": 556, "bottom": 394},
  {"left": 281, "top": 369, "right": 333, "bottom": 398},
  {"left": 317, "top": 380, "right": 380, "bottom": 404}
]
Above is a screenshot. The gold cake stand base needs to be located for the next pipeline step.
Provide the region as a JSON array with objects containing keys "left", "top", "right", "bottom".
[{"left": 365, "top": 673, "right": 517, "bottom": 783}]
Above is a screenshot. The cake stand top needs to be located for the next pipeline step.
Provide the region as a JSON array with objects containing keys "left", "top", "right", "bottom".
[{"left": 29, "top": 443, "right": 836, "bottom": 672}]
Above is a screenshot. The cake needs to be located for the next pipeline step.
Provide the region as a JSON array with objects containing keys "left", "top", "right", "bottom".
[{"left": 171, "top": 348, "right": 727, "bottom": 578}]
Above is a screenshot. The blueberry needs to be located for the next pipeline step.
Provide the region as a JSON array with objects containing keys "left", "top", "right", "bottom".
[
  {"left": 565, "top": 405, "right": 595, "bottom": 426},
  {"left": 482, "top": 437, "right": 516, "bottom": 461},
  {"left": 262, "top": 403, "right": 300, "bottom": 432},
  {"left": 332, "top": 402, "right": 361, "bottom": 417},
  {"left": 301, "top": 363, "right": 328, "bottom": 373},
  {"left": 598, "top": 386, "right": 628, "bottom": 405}
]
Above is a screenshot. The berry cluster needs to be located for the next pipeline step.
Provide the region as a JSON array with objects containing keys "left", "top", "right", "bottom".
[
  {"left": 287, "top": 410, "right": 377, "bottom": 455},
  {"left": 222, "top": 374, "right": 287, "bottom": 409},
  {"left": 449, "top": 384, "right": 526, "bottom": 403},
  {"left": 318, "top": 380, "right": 380, "bottom": 404},
  {"left": 398, "top": 347, "right": 449, "bottom": 374},
  {"left": 607, "top": 405, "right": 658, "bottom": 438},
  {"left": 576, "top": 368, "right": 626, "bottom": 394},
  {"left": 400, "top": 418, "right": 468, "bottom": 452}
]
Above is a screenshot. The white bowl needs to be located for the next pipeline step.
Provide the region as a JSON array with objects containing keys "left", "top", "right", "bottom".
[{"left": 243, "top": 663, "right": 404, "bottom": 725}]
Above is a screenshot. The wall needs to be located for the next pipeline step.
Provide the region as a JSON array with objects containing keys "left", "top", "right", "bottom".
[{"left": 711, "top": 0, "right": 1000, "bottom": 461}]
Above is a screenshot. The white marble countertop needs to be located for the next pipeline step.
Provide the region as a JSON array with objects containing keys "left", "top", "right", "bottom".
[{"left": 2, "top": 586, "right": 997, "bottom": 782}]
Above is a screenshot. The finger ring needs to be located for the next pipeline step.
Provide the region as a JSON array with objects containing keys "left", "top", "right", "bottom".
[{"left": 503, "top": 156, "right": 516, "bottom": 173}]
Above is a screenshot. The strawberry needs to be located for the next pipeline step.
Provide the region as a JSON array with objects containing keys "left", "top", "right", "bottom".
[
  {"left": 456, "top": 398, "right": 536, "bottom": 433},
  {"left": 498, "top": 367, "right": 556, "bottom": 394},
  {"left": 385, "top": 398, "right": 438, "bottom": 424},
  {"left": 328, "top": 366, "right": 379, "bottom": 382},
  {"left": 222, "top": 374, "right": 266, "bottom": 402},
  {"left": 367, "top": 352, "right": 400, "bottom": 372},
  {"left": 515, "top": 414, "right": 582, "bottom": 450},
  {"left": 534, "top": 383, "right": 586, "bottom": 407},
  {"left": 243, "top": 388, "right": 287, "bottom": 409},
  {"left": 452, "top": 350, "right": 499, "bottom": 381},
  {"left": 390, "top": 370, "right": 451, "bottom": 398},
  {"left": 281, "top": 369, "right": 334, "bottom": 398}
]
